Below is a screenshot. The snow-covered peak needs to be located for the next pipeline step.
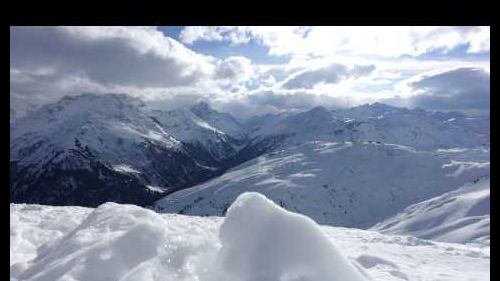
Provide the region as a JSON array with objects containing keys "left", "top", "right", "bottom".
[
  {"left": 189, "top": 102, "right": 246, "bottom": 140},
  {"left": 259, "top": 106, "right": 342, "bottom": 142},
  {"left": 308, "top": 105, "right": 331, "bottom": 116},
  {"left": 10, "top": 93, "right": 181, "bottom": 174},
  {"left": 11, "top": 93, "right": 146, "bottom": 137},
  {"left": 337, "top": 102, "right": 402, "bottom": 121},
  {"left": 44, "top": 93, "right": 144, "bottom": 118},
  {"left": 244, "top": 112, "right": 290, "bottom": 138},
  {"left": 150, "top": 108, "right": 224, "bottom": 136},
  {"left": 148, "top": 108, "right": 242, "bottom": 161},
  {"left": 361, "top": 102, "right": 397, "bottom": 110},
  {"left": 190, "top": 101, "right": 212, "bottom": 115},
  {"left": 252, "top": 102, "right": 489, "bottom": 151}
]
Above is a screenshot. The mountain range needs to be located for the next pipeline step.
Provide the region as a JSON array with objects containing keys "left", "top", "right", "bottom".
[{"left": 10, "top": 93, "right": 490, "bottom": 243}]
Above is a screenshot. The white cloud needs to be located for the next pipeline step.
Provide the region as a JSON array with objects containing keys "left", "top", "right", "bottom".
[
  {"left": 10, "top": 26, "right": 490, "bottom": 120},
  {"left": 215, "top": 56, "right": 254, "bottom": 83},
  {"left": 281, "top": 63, "right": 375, "bottom": 89},
  {"left": 216, "top": 90, "right": 359, "bottom": 118},
  {"left": 10, "top": 26, "right": 218, "bottom": 89},
  {"left": 180, "top": 26, "right": 490, "bottom": 58},
  {"left": 406, "top": 67, "right": 490, "bottom": 113}
]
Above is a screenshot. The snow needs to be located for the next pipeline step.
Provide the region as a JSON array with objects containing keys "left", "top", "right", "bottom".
[
  {"left": 190, "top": 102, "right": 247, "bottom": 140},
  {"left": 209, "top": 192, "right": 367, "bottom": 281},
  {"left": 148, "top": 108, "right": 243, "bottom": 161},
  {"left": 145, "top": 185, "right": 167, "bottom": 193},
  {"left": 372, "top": 177, "right": 490, "bottom": 245},
  {"left": 11, "top": 202, "right": 220, "bottom": 281},
  {"left": 252, "top": 103, "right": 489, "bottom": 151},
  {"left": 155, "top": 141, "right": 489, "bottom": 231},
  {"left": 10, "top": 93, "right": 184, "bottom": 186},
  {"left": 112, "top": 164, "right": 141, "bottom": 174},
  {"left": 10, "top": 194, "right": 489, "bottom": 281},
  {"left": 10, "top": 204, "right": 91, "bottom": 266},
  {"left": 442, "top": 161, "right": 490, "bottom": 177},
  {"left": 436, "top": 147, "right": 490, "bottom": 162},
  {"left": 11, "top": 94, "right": 253, "bottom": 198},
  {"left": 10, "top": 96, "right": 491, "bottom": 279}
]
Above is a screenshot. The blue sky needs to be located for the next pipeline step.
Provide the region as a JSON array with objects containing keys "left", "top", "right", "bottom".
[{"left": 10, "top": 26, "right": 490, "bottom": 118}]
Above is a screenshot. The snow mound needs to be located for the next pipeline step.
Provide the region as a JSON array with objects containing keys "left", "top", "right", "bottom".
[
  {"left": 209, "top": 192, "right": 367, "bottom": 281},
  {"left": 12, "top": 194, "right": 367, "bottom": 281},
  {"left": 12, "top": 203, "right": 219, "bottom": 281}
]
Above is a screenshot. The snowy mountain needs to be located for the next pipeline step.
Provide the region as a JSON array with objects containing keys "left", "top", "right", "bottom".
[
  {"left": 11, "top": 93, "right": 490, "bottom": 246},
  {"left": 190, "top": 101, "right": 247, "bottom": 142},
  {"left": 10, "top": 94, "right": 244, "bottom": 207},
  {"left": 10, "top": 193, "right": 490, "bottom": 281},
  {"left": 148, "top": 106, "right": 246, "bottom": 165},
  {"left": 245, "top": 103, "right": 489, "bottom": 153},
  {"left": 242, "top": 112, "right": 291, "bottom": 138},
  {"left": 372, "top": 177, "right": 490, "bottom": 245},
  {"left": 10, "top": 95, "right": 38, "bottom": 124},
  {"left": 154, "top": 141, "right": 489, "bottom": 230}
]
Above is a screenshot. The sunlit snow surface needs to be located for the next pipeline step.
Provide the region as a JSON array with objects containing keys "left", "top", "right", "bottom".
[
  {"left": 155, "top": 141, "right": 489, "bottom": 231},
  {"left": 11, "top": 193, "right": 489, "bottom": 281},
  {"left": 373, "top": 178, "right": 490, "bottom": 245}
]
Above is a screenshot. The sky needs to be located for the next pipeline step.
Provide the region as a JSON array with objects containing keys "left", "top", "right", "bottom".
[{"left": 10, "top": 26, "right": 490, "bottom": 118}]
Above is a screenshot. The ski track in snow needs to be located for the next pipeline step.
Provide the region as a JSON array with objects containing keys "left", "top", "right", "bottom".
[{"left": 11, "top": 193, "right": 489, "bottom": 281}]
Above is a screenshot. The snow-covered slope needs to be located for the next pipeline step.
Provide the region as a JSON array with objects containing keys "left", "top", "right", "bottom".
[
  {"left": 372, "top": 177, "right": 490, "bottom": 245},
  {"left": 10, "top": 194, "right": 490, "bottom": 281},
  {"left": 435, "top": 147, "right": 490, "bottom": 162},
  {"left": 148, "top": 107, "right": 244, "bottom": 163},
  {"left": 155, "top": 141, "right": 489, "bottom": 229},
  {"left": 243, "top": 112, "right": 293, "bottom": 138},
  {"left": 190, "top": 102, "right": 247, "bottom": 141}
]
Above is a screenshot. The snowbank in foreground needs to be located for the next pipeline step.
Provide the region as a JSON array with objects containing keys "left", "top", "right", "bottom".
[
  {"left": 11, "top": 193, "right": 490, "bottom": 281},
  {"left": 208, "top": 192, "right": 367, "bottom": 281},
  {"left": 11, "top": 203, "right": 220, "bottom": 281},
  {"left": 12, "top": 193, "right": 366, "bottom": 281},
  {"left": 10, "top": 204, "right": 91, "bottom": 267}
]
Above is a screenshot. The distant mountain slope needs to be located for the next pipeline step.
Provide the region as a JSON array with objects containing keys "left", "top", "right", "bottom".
[
  {"left": 148, "top": 106, "right": 246, "bottom": 165},
  {"left": 246, "top": 103, "right": 489, "bottom": 154},
  {"left": 11, "top": 95, "right": 490, "bottom": 218},
  {"left": 154, "top": 141, "right": 489, "bottom": 229},
  {"left": 372, "top": 177, "right": 490, "bottom": 245},
  {"left": 190, "top": 102, "right": 247, "bottom": 141}
]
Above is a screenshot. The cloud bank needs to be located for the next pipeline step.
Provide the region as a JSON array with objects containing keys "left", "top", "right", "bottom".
[
  {"left": 408, "top": 67, "right": 490, "bottom": 113},
  {"left": 10, "top": 26, "right": 490, "bottom": 119},
  {"left": 282, "top": 64, "right": 375, "bottom": 89},
  {"left": 180, "top": 26, "right": 490, "bottom": 57}
]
